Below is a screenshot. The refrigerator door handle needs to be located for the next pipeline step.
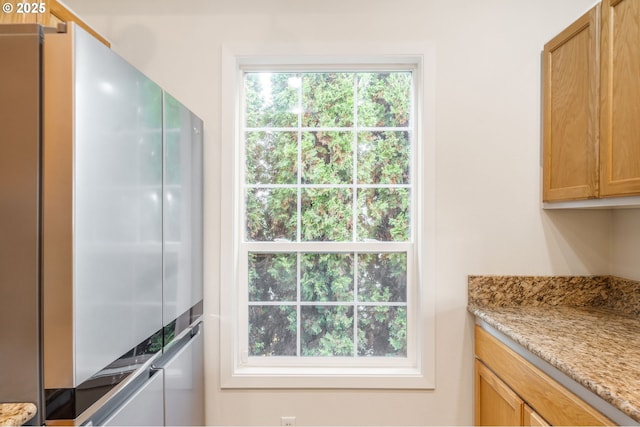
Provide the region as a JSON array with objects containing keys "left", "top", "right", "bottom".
[{"left": 154, "top": 321, "right": 201, "bottom": 369}]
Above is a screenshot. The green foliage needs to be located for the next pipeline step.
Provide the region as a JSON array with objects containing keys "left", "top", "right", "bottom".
[
  {"left": 303, "top": 73, "right": 354, "bottom": 127},
  {"left": 301, "top": 253, "right": 354, "bottom": 301},
  {"left": 301, "top": 189, "right": 353, "bottom": 241},
  {"left": 302, "top": 306, "right": 354, "bottom": 356},
  {"left": 249, "top": 253, "right": 297, "bottom": 301},
  {"left": 302, "top": 131, "right": 353, "bottom": 184},
  {"left": 249, "top": 305, "right": 297, "bottom": 356},
  {"left": 245, "top": 73, "right": 298, "bottom": 127},
  {"left": 357, "top": 72, "right": 411, "bottom": 127},
  {"left": 246, "top": 131, "right": 298, "bottom": 184},
  {"left": 358, "top": 188, "right": 410, "bottom": 242},
  {"left": 246, "top": 188, "right": 297, "bottom": 241},
  {"left": 357, "top": 306, "right": 407, "bottom": 356},
  {"left": 357, "top": 131, "right": 410, "bottom": 184},
  {"left": 245, "top": 71, "right": 412, "bottom": 358},
  {"left": 358, "top": 253, "right": 407, "bottom": 303}
]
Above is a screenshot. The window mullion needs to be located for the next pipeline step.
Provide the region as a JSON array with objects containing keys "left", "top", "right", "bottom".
[
  {"left": 296, "top": 73, "right": 304, "bottom": 358},
  {"left": 296, "top": 252, "right": 302, "bottom": 357},
  {"left": 352, "top": 74, "right": 359, "bottom": 357},
  {"left": 297, "top": 72, "right": 303, "bottom": 244},
  {"left": 353, "top": 250, "right": 359, "bottom": 358},
  {"left": 352, "top": 73, "right": 359, "bottom": 244}
]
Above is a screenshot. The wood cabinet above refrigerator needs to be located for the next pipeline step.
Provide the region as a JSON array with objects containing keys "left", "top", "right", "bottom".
[{"left": 0, "top": 0, "right": 109, "bottom": 46}]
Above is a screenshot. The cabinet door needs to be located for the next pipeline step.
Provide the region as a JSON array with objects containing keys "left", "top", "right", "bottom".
[
  {"left": 600, "top": 0, "right": 640, "bottom": 196},
  {"left": 475, "top": 359, "right": 523, "bottom": 426},
  {"left": 523, "top": 405, "right": 550, "bottom": 427},
  {"left": 542, "top": 6, "right": 599, "bottom": 202}
]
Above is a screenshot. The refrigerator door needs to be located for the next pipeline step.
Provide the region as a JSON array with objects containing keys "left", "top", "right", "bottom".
[
  {"left": 160, "top": 322, "right": 205, "bottom": 426},
  {"left": 163, "top": 92, "right": 204, "bottom": 333},
  {"left": 43, "top": 23, "right": 164, "bottom": 390},
  {"left": 42, "top": 23, "right": 166, "bottom": 424},
  {"left": 99, "top": 370, "right": 165, "bottom": 426}
]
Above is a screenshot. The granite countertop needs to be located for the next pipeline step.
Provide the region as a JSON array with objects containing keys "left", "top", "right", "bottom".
[
  {"left": 0, "top": 403, "right": 37, "bottom": 426},
  {"left": 468, "top": 275, "right": 640, "bottom": 424}
]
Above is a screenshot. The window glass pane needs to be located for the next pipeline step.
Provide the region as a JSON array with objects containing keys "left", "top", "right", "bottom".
[
  {"left": 357, "top": 131, "right": 410, "bottom": 184},
  {"left": 246, "top": 188, "right": 297, "bottom": 241},
  {"left": 357, "top": 306, "right": 407, "bottom": 356},
  {"left": 357, "top": 72, "right": 411, "bottom": 127},
  {"left": 246, "top": 131, "right": 298, "bottom": 184},
  {"left": 357, "top": 188, "right": 410, "bottom": 241},
  {"left": 245, "top": 73, "right": 299, "bottom": 128},
  {"left": 301, "top": 188, "right": 353, "bottom": 241},
  {"left": 357, "top": 253, "right": 407, "bottom": 302},
  {"left": 302, "top": 131, "right": 353, "bottom": 184},
  {"left": 241, "top": 69, "right": 416, "bottom": 364},
  {"left": 249, "top": 305, "right": 297, "bottom": 356},
  {"left": 301, "top": 305, "right": 354, "bottom": 356},
  {"left": 301, "top": 253, "right": 354, "bottom": 302},
  {"left": 249, "top": 253, "right": 297, "bottom": 301},
  {"left": 302, "top": 73, "right": 354, "bottom": 128}
]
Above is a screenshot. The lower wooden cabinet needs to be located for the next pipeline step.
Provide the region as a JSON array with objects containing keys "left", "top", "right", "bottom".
[
  {"left": 474, "top": 325, "right": 613, "bottom": 426},
  {"left": 476, "top": 359, "right": 551, "bottom": 426},
  {"left": 475, "top": 359, "right": 524, "bottom": 425},
  {"left": 524, "top": 405, "right": 550, "bottom": 427}
]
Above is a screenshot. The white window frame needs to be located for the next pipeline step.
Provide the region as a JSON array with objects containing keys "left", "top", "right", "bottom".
[{"left": 220, "top": 42, "right": 436, "bottom": 389}]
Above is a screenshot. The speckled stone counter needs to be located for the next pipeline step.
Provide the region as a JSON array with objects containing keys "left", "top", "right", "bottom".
[
  {"left": 468, "top": 275, "right": 640, "bottom": 424},
  {"left": 0, "top": 403, "right": 37, "bottom": 426}
]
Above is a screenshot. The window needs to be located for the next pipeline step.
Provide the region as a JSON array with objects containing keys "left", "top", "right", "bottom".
[
  {"left": 244, "top": 70, "right": 412, "bottom": 360},
  {"left": 220, "top": 44, "right": 435, "bottom": 389}
]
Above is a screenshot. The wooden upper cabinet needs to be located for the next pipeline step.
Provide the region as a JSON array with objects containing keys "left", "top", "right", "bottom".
[
  {"left": 600, "top": 0, "right": 640, "bottom": 197},
  {"left": 0, "top": 0, "right": 109, "bottom": 47},
  {"left": 543, "top": 6, "right": 600, "bottom": 202},
  {"left": 543, "top": 0, "right": 640, "bottom": 204}
]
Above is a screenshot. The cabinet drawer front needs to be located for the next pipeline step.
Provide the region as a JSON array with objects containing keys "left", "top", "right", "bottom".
[{"left": 475, "top": 325, "right": 613, "bottom": 426}]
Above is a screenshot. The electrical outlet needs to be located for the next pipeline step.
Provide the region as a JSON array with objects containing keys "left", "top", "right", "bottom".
[{"left": 281, "top": 416, "right": 296, "bottom": 427}]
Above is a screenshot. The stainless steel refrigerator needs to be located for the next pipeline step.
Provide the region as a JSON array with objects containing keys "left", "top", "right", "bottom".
[{"left": 0, "top": 23, "right": 204, "bottom": 426}]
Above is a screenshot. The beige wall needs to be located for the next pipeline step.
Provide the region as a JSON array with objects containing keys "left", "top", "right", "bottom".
[
  {"left": 612, "top": 210, "right": 640, "bottom": 281},
  {"left": 59, "top": 0, "right": 638, "bottom": 425}
]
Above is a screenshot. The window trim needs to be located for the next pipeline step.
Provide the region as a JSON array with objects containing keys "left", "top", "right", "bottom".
[{"left": 220, "top": 42, "right": 436, "bottom": 389}]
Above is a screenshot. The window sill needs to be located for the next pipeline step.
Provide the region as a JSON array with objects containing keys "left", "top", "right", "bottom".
[{"left": 220, "top": 365, "right": 435, "bottom": 389}]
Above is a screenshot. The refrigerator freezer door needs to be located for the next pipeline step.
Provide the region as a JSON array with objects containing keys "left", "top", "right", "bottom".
[
  {"left": 100, "top": 370, "right": 165, "bottom": 426},
  {"left": 162, "top": 322, "right": 205, "bottom": 426},
  {"left": 163, "top": 92, "right": 204, "bottom": 330}
]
